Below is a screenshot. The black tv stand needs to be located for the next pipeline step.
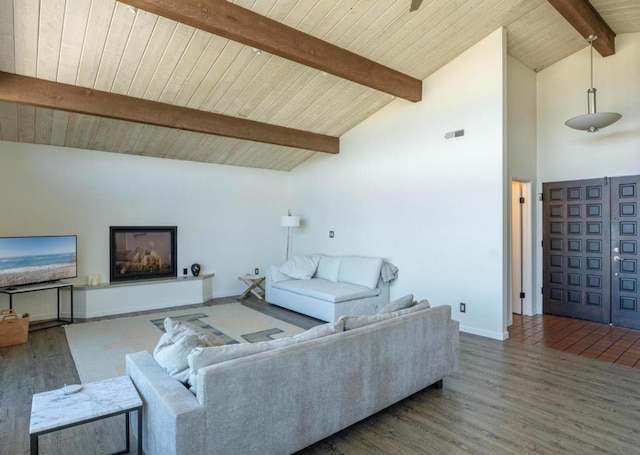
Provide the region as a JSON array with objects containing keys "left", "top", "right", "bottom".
[{"left": 0, "top": 282, "right": 73, "bottom": 331}]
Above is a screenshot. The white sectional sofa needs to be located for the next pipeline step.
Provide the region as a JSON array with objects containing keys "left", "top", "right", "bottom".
[
  {"left": 265, "top": 254, "right": 394, "bottom": 321},
  {"left": 126, "top": 303, "right": 460, "bottom": 455}
]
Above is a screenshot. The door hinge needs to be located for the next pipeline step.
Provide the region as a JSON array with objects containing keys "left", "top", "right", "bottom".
[
  {"left": 604, "top": 176, "right": 608, "bottom": 185},
  {"left": 539, "top": 193, "right": 544, "bottom": 202},
  {"left": 520, "top": 292, "right": 525, "bottom": 299},
  {"left": 541, "top": 287, "right": 544, "bottom": 294},
  {"left": 541, "top": 240, "right": 543, "bottom": 248},
  {"left": 519, "top": 197, "right": 525, "bottom": 204}
]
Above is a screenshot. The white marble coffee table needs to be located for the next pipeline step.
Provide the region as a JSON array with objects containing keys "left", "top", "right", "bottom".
[{"left": 29, "top": 375, "right": 142, "bottom": 455}]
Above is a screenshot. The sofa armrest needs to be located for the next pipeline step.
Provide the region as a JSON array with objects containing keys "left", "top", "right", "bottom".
[
  {"left": 266, "top": 264, "right": 290, "bottom": 302},
  {"left": 376, "top": 275, "right": 390, "bottom": 304},
  {"left": 125, "top": 351, "right": 205, "bottom": 455}
]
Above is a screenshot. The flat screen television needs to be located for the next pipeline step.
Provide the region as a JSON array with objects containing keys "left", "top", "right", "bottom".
[{"left": 0, "top": 235, "right": 78, "bottom": 289}]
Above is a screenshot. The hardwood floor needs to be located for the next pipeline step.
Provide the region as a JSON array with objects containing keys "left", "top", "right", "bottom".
[
  {"left": 508, "top": 313, "right": 640, "bottom": 369},
  {"left": 2, "top": 299, "right": 640, "bottom": 454}
]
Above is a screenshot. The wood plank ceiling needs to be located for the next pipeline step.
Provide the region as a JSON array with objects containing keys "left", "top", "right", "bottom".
[{"left": 0, "top": 0, "right": 638, "bottom": 171}]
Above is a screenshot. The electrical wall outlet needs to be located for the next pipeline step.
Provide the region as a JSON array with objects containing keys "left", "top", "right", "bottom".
[
  {"left": 460, "top": 302, "right": 466, "bottom": 313},
  {"left": 254, "top": 268, "right": 259, "bottom": 275},
  {"left": 329, "top": 230, "right": 334, "bottom": 238}
]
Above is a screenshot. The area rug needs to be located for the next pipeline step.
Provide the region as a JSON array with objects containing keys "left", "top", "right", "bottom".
[{"left": 64, "top": 303, "right": 305, "bottom": 382}]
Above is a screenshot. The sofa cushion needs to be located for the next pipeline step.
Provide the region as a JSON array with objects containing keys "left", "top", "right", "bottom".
[
  {"left": 292, "top": 319, "right": 344, "bottom": 340},
  {"left": 386, "top": 302, "right": 429, "bottom": 318},
  {"left": 279, "top": 255, "right": 320, "bottom": 280},
  {"left": 341, "top": 313, "right": 392, "bottom": 330},
  {"left": 153, "top": 318, "right": 224, "bottom": 384},
  {"left": 338, "top": 256, "right": 383, "bottom": 289},
  {"left": 341, "top": 302, "right": 430, "bottom": 330},
  {"left": 314, "top": 255, "right": 341, "bottom": 282},
  {"left": 273, "top": 278, "right": 380, "bottom": 303},
  {"left": 376, "top": 294, "right": 415, "bottom": 314},
  {"left": 188, "top": 320, "right": 344, "bottom": 389}
]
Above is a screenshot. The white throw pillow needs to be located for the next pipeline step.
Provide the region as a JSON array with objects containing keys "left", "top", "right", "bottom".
[
  {"left": 376, "top": 294, "right": 415, "bottom": 314},
  {"left": 165, "top": 318, "right": 224, "bottom": 346},
  {"left": 270, "top": 266, "right": 292, "bottom": 283},
  {"left": 153, "top": 333, "right": 204, "bottom": 384},
  {"left": 153, "top": 318, "right": 224, "bottom": 384},
  {"left": 279, "top": 255, "right": 320, "bottom": 280},
  {"left": 338, "top": 256, "right": 383, "bottom": 289},
  {"left": 314, "top": 255, "right": 341, "bottom": 282}
]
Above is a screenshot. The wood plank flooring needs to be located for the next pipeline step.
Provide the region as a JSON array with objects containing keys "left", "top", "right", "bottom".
[
  {"left": 2, "top": 299, "right": 640, "bottom": 454},
  {"left": 508, "top": 313, "right": 640, "bottom": 369}
]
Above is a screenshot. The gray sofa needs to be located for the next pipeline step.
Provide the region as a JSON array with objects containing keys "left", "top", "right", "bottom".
[
  {"left": 125, "top": 304, "right": 459, "bottom": 455},
  {"left": 266, "top": 254, "right": 393, "bottom": 321}
]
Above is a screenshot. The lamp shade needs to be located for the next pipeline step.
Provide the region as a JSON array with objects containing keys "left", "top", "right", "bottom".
[
  {"left": 281, "top": 215, "right": 300, "bottom": 227},
  {"left": 565, "top": 112, "right": 623, "bottom": 132}
]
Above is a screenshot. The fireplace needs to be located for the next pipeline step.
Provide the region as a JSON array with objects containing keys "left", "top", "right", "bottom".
[{"left": 109, "top": 226, "right": 177, "bottom": 283}]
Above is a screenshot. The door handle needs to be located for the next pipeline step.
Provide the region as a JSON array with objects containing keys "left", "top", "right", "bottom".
[{"left": 614, "top": 255, "right": 625, "bottom": 262}]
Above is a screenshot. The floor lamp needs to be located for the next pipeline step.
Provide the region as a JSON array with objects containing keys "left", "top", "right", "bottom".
[{"left": 281, "top": 210, "right": 300, "bottom": 261}]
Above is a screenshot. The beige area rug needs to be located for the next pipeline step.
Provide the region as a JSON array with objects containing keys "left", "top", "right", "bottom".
[{"left": 64, "top": 303, "right": 305, "bottom": 383}]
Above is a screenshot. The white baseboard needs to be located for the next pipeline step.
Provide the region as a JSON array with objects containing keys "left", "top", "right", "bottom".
[{"left": 459, "top": 324, "right": 508, "bottom": 341}]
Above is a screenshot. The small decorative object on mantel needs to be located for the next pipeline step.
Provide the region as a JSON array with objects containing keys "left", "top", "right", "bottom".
[{"left": 191, "top": 263, "right": 201, "bottom": 277}]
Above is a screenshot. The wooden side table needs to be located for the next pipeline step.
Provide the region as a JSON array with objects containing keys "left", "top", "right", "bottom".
[
  {"left": 237, "top": 275, "right": 266, "bottom": 300},
  {"left": 29, "top": 376, "right": 142, "bottom": 454}
]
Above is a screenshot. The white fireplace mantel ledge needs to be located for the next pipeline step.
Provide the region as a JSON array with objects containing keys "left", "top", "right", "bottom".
[{"left": 74, "top": 273, "right": 215, "bottom": 290}]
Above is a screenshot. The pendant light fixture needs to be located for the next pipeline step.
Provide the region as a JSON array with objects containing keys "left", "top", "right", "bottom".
[{"left": 565, "top": 35, "right": 621, "bottom": 132}]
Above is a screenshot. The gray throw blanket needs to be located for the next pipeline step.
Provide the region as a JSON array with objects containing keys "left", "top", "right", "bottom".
[{"left": 381, "top": 262, "right": 398, "bottom": 283}]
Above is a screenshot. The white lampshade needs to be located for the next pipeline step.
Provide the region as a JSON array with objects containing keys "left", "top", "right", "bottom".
[
  {"left": 565, "top": 112, "right": 623, "bottom": 132},
  {"left": 281, "top": 215, "right": 300, "bottom": 227}
]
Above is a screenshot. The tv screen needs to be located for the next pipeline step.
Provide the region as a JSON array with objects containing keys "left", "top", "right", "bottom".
[{"left": 0, "top": 235, "right": 78, "bottom": 288}]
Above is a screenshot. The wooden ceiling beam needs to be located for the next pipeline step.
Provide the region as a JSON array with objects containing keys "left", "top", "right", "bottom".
[
  {"left": 0, "top": 72, "right": 339, "bottom": 154},
  {"left": 121, "top": 0, "right": 422, "bottom": 102},
  {"left": 547, "top": 0, "right": 616, "bottom": 56}
]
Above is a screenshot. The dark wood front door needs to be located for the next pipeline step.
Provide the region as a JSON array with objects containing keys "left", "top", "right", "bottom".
[
  {"left": 611, "top": 176, "right": 640, "bottom": 328},
  {"left": 543, "top": 176, "right": 640, "bottom": 329}
]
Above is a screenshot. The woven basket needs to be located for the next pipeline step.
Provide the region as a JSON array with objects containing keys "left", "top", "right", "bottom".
[{"left": 0, "top": 309, "right": 30, "bottom": 347}]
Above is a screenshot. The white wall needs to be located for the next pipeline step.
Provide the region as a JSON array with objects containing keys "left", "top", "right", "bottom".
[
  {"left": 0, "top": 141, "right": 292, "bottom": 318},
  {"left": 506, "top": 56, "right": 537, "bottom": 316},
  {"left": 290, "top": 29, "right": 508, "bottom": 340},
  {"left": 535, "top": 32, "right": 640, "bottom": 314}
]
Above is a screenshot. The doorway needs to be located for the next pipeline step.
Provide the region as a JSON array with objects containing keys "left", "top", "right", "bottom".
[
  {"left": 510, "top": 180, "right": 533, "bottom": 320},
  {"left": 542, "top": 176, "right": 640, "bottom": 329}
]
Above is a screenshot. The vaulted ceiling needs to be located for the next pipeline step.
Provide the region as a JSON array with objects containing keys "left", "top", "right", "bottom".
[{"left": 0, "top": 0, "right": 638, "bottom": 171}]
